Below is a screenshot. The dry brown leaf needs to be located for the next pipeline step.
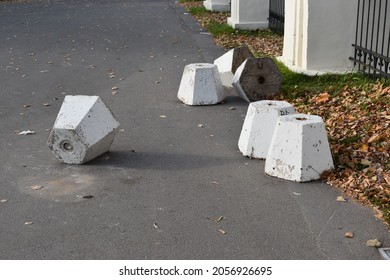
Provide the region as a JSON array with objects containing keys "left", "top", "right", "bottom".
[
  {"left": 0, "top": 199, "right": 8, "bottom": 203},
  {"left": 336, "top": 196, "right": 347, "bottom": 202},
  {"left": 313, "top": 92, "right": 330, "bottom": 103},
  {"left": 345, "top": 232, "right": 354, "bottom": 238},
  {"left": 30, "top": 185, "right": 43, "bottom": 190},
  {"left": 219, "top": 229, "right": 226, "bottom": 235}
]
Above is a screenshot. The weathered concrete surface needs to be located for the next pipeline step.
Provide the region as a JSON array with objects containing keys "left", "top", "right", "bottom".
[
  {"left": 265, "top": 114, "right": 334, "bottom": 182},
  {"left": 0, "top": 0, "right": 389, "bottom": 260},
  {"left": 214, "top": 45, "right": 254, "bottom": 87},
  {"left": 177, "top": 63, "right": 225, "bottom": 105},
  {"left": 232, "top": 57, "right": 283, "bottom": 102},
  {"left": 238, "top": 100, "right": 295, "bottom": 159},
  {"left": 47, "top": 95, "right": 120, "bottom": 164}
]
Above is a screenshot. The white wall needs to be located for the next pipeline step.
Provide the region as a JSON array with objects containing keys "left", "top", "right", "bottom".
[{"left": 279, "top": 0, "right": 358, "bottom": 74}]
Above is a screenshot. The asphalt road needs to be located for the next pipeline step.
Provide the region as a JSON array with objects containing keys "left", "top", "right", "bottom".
[{"left": 0, "top": 0, "right": 389, "bottom": 259}]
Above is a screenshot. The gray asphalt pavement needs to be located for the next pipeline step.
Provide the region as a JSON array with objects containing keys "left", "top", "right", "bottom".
[{"left": 0, "top": 0, "right": 389, "bottom": 259}]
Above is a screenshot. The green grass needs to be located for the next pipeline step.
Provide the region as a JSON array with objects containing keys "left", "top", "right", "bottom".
[
  {"left": 275, "top": 60, "right": 389, "bottom": 99},
  {"left": 179, "top": 0, "right": 201, "bottom": 3},
  {"left": 206, "top": 21, "right": 235, "bottom": 36},
  {"left": 188, "top": 6, "right": 208, "bottom": 15}
]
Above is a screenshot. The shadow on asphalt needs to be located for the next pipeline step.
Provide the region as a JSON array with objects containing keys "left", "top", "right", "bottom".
[{"left": 87, "top": 150, "right": 232, "bottom": 171}]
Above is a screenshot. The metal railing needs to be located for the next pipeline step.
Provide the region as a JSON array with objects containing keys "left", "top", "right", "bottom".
[
  {"left": 269, "top": 0, "right": 285, "bottom": 33},
  {"left": 350, "top": 0, "right": 390, "bottom": 78}
]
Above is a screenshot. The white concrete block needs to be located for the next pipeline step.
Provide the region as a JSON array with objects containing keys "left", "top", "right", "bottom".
[
  {"left": 47, "top": 95, "right": 120, "bottom": 164},
  {"left": 238, "top": 101, "right": 295, "bottom": 159},
  {"left": 232, "top": 57, "right": 283, "bottom": 102},
  {"left": 265, "top": 114, "right": 334, "bottom": 182},
  {"left": 203, "top": 0, "right": 230, "bottom": 12},
  {"left": 177, "top": 63, "right": 225, "bottom": 106},
  {"left": 214, "top": 45, "right": 254, "bottom": 87}
]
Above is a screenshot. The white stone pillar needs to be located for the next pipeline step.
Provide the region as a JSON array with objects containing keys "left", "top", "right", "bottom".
[
  {"left": 278, "top": 0, "right": 357, "bottom": 74},
  {"left": 203, "top": 0, "right": 230, "bottom": 12},
  {"left": 227, "top": 0, "right": 269, "bottom": 30}
]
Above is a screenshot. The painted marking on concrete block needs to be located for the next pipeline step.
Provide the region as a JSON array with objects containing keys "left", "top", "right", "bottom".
[
  {"left": 214, "top": 45, "right": 254, "bottom": 87},
  {"left": 47, "top": 95, "right": 120, "bottom": 164},
  {"left": 177, "top": 63, "right": 225, "bottom": 105},
  {"left": 232, "top": 57, "right": 283, "bottom": 102},
  {"left": 238, "top": 101, "right": 295, "bottom": 159},
  {"left": 265, "top": 114, "right": 334, "bottom": 182}
]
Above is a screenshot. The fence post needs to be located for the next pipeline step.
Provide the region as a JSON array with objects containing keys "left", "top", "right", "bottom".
[
  {"left": 203, "top": 0, "right": 231, "bottom": 12},
  {"left": 227, "top": 0, "right": 269, "bottom": 30},
  {"left": 278, "top": 0, "right": 358, "bottom": 74}
]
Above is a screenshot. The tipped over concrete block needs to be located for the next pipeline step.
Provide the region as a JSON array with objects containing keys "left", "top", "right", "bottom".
[
  {"left": 214, "top": 45, "right": 254, "bottom": 87},
  {"left": 265, "top": 114, "right": 334, "bottom": 182},
  {"left": 232, "top": 57, "right": 283, "bottom": 102},
  {"left": 47, "top": 95, "right": 120, "bottom": 164},
  {"left": 238, "top": 100, "right": 295, "bottom": 159},
  {"left": 177, "top": 63, "right": 225, "bottom": 105}
]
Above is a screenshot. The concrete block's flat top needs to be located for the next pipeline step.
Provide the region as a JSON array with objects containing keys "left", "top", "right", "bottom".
[
  {"left": 278, "top": 114, "right": 324, "bottom": 125},
  {"left": 251, "top": 100, "right": 294, "bottom": 109},
  {"left": 186, "top": 63, "right": 215, "bottom": 69}
]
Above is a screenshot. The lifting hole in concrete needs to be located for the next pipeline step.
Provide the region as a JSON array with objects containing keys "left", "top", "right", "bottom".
[
  {"left": 267, "top": 102, "right": 276, "bottom": 106},
  {"left": 296, "top": 117, "right": 307, "bottom": 121},
  {"left": 258, "top": 76, "right": 265, "bottom": 84},
  {"left": 60, "top": 140, "right": 73, "bottom": 152}
]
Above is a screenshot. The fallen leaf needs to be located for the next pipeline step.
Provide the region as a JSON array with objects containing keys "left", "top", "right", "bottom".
[
  {"left": 229, "top": 107, "right": 236, "bottom": 110},
  {"left": 198, "top": 124, "right": 205, "bottom": 128},
  {"left": 153, "top": 223, "right": 159, "bottom": 229},
  {"left": 18, "top": 130, "right": 35, "bottom": 135},
  {"left": 293, "top": 192, "right": 301, "bottom": 196},
  {"left": 207, "top": 216, "right": 224, "bottom": 222},
  {"left": 0, "top": 199, "right": 8, "bottom": 203},
  {"left": 23, "top": 104, "right": 31, "bottom": 108},
  {"left": 83, "top": 195, "right": 94, "bottom": 199},
  {"left": 30, "top": 185, "right": 43, "bottom": 190},
  {"left": 211, "top": 181, "right": 219, "bottom": 185},
  {"left": 24, "top": 221, "right": 33, "bottom": 225},
  {"left": 42, "top": 103, "right": 50, "bottom": 107},
  {"left": 361, "top": 159, "right": 372, "bottom": 166},
  {"left": 358, "top": 144, "right": 369, "bottom": 152},
  {"left": 159, "top": 115, "right": 167, "bottom": 119},
  {"left": 336, "top": 196, "right": 347, "bottom": 202},
  {"left": 313, "top": 92, "right": 330, "bottom": 103},
  {"left": 345, "top": 232, "right": 354, "bottom": 238},
  {"left": 112, "top": 87, "right": 119, "bottom": 91},
  {"left": 366, "top": 239, "right": 382, "bottom": 248},
  {"left": 219, "top": 229, "right": 226, "bottom": 235}
]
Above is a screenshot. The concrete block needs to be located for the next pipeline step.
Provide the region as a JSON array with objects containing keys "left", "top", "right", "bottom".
[
  {"left": 214, "top": 45, "right": 254, "bottom": 87},
  {"left": 265, "top": 114, "right": 334, "bottom": 182},
  {"left": 238, "top": 101, "right": 295, "bottom": 159},
  {"left": 232, "top": 57, "right": 283, "bottom": 102},
  {"left": 203, "top": 0, "right": 231, "bottom": 12},
  {"left": 47, "top": 95, "right": 120, "bottom": 164},
  {"left": 177, "top": 63, "right": 225, "bottom": 105}
]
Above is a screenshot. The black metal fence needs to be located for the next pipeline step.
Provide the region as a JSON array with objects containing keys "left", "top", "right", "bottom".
[
  {"left": 269, "top": 0, "right": 285, "bottom": 33},
  {"left": 350, "top": 0, "right": 390, "bottom": 78}
]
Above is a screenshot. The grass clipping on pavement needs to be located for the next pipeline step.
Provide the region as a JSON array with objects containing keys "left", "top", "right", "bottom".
[{"left": 179, "top": 0, "right": 390, "bottom": 226}]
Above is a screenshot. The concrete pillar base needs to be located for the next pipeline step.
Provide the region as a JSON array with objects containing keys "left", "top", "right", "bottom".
[
  {"left": 227, "top": 17, "right": 268, "bottom": 30},
  {"left": 203, "top": 0, "right": 230, "bottom": 12}
]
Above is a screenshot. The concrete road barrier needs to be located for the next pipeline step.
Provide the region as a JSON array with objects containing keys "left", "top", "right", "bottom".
[
  {"left": 214, "top": 45, "right": 254, "bottom": 87},
  {"left": 238, "top": 100, "right": 295, "bottom": 159},
  {"left": 232, "top": 57, "right": 283, "bottom": 102},
  {"left": 177, "top": 63, "right": 225, "bottom": 105},
  {"left": 265, "top": 114, "right": 334, "bottom": 182},
  {"left": 47, "top": 95, "right": 120, "bottom": 164}
]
